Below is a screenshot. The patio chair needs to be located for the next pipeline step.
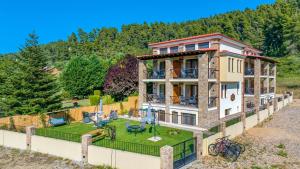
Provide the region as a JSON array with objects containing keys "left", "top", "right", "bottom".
[
  {"left": 192, "top": 68, "right": 198, "bottom": 78},
  {"left": 181, "top": 69, "right": 187, "bottom": 78},
  {"left": 152, "top": 71, "right": 159, "bottom": 79},
  {"left": 139, "top": 122, "right": 146, "bottom": 132},
  {"left": 109, "top": 110, "right": 118, "bottom": 120},
  {"left": 188, "top": 96, "right": 197, "bottom": 106},
  {"left": 82, "top": 112, "right": 91, "bottom": 123},
  {"left": 126, "top": 122, "right": 133, "bottom": 132},
  {"left": 179, "top": 96, "right": 186, "bottom": 105},
  {"left": 158, "top": 70, "right": 165, "bottom": 79}
]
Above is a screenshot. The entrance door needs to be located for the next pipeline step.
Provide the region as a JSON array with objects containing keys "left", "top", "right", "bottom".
[
  {"left": 173, "top": 84, "right": 181, "bottom": 104},
  {"left": 173, "top": 60, "right": 182, "bottom": 78}
]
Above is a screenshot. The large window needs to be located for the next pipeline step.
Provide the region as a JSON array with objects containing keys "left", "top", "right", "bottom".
[
  {"left": 181, "top": 113, "right": 196, "bottom": 126},
  {"left": 172, "top": 111, "right": 178, "bottom": 124},
  {"left": 198, "top": 42, "right": 209, "bottom": 49},
  {"left": 158, "top": 110, "right": 165, "bottom": 122},
  {"left": 185, "top": 44, "right": 195, "bottom": 51},
  {"left": 160, "top": 48, "right": 168, "bottom": 54},
  {"left": 170, "top": 46, "right": 179, "bottom": 53}
]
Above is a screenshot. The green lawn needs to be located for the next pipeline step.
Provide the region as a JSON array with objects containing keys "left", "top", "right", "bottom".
[{"left": 36, "top": 119, "right": 193, "bottom": 156}]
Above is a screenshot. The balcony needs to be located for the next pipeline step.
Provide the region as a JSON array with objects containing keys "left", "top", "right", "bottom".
[
  {"left": 145, "top": 70, "right": 165, "bottom": 79},
  {"left": 269, "top": 87, "right": 275, "bottom": 93},
  {"left": 208, "top": 97, "right": 217, "bottom": 108},
  {"left": 171, "top": 68, "right": 198, "bottom": 79},
  {"left": 246, "top": 102, "right": 255, "bottom": 113},
  {"left": 245, "top": 68, "right": 254, "bottom": 76},
  {"left": 259, "top": 104, "right": 267, "bottom": 111},
  {"left": 245, "top": 88, "right": 254, "bottom": 95},
  {"left": 261, "top": 69, "right": 268, "bottom": 76},
  {"left": 269, "top": 70, "right": 275, "bottom": 76},
  {"left": 261, "top": 87, "right": 268, "bottom": 94},
  {"left": 145, "top": 94, "right": 165, "bottom": 104},
  {"left": 170, "top": 95, "right": 198, "bottom": 107},
  {"left": 208, "top": 68, "right": 216, "bottom": 79}
]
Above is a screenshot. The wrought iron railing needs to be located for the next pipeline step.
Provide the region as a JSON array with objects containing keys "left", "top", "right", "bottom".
[
  {"left": 208, "top": 68, "right": 216, "bottom": 79},
  {"left": 208, "top": 97, "right": 217, "bottom": 108},
  {"left": 145, "top": 94, "right": 165, "bottom": 104},
  {"left": 144, "top": 69, "right": 165, "bottom": 79},
  {"left": 170, "top": 96, "right": 198, "bottom": 107},
  {"left": 244, "top": 68, "right": 254, "bottom": 76},
  {"left": 171, "top": 68, "right": 198, "bottom": 79},
  {"left": 261, "top": 69, "right": 268, "bottom": 76},
  {"left": 245, "top": 88, "right": 254, "bottom": 95}
]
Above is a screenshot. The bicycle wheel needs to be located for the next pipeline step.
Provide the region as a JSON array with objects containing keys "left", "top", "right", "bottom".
[
  {"left": 224, "top": 148, "right": 238, "bottom": 162},
  {"left": 208, "top": 144, "right": 218, "bottom": 156}
]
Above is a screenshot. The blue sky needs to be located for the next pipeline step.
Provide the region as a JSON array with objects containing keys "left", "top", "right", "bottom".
[{"left": 0, "top": 0, "right": 275, "bottom": 54}]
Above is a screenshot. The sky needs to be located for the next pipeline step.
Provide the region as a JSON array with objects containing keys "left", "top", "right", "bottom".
[{"left": 0, "top": 0, "right": 275, "bottom": 54}]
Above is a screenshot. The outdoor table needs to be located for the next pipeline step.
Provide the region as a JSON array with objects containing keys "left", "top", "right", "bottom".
[{"left": 128, "top": 125, "right": 141, "bottom": 136}]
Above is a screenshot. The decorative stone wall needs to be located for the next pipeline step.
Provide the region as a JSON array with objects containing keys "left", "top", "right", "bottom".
[
  {"left": 165, "top": 58, "right": 173, "bottom": 123},
  {"left": 254, "top": 59, "right": 261, "bottom": 121},
  {"left": 138, "top": 60, "right": 147, "bottom": 109}
]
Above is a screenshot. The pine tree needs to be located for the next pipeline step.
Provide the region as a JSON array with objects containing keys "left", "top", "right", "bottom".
[{"left": 14, "top": 32, "right": 62, "bottom": 114}]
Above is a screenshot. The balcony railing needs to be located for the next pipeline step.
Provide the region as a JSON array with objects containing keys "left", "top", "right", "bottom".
[
  {"left": 170, "top": 96, "right": 198, "bottom": 107},
  {"left": 208, "top": 68, "right": 216, "bottom": 79},
  {"left": 269, "top": 87, "right": 275, "bottom": 93},
  {"left": 261, "top": 69, "right": 268, "bottom": 76},
  {"left": 259, "top": 104, "right": 267, "bottom": 111},
  {"left": 245, "top": 68, "right": 254, "bottom": 76},
  {"left": 144, "top": 70, "right": 165, "bottom": 79},
  {"left": 269, "top": 70, "right": 275, "bottom": 76},
  {"left": 261, "top": 87, "right": 268, "bottom": 94},
  {"left": 246, "top": 102, "right": 255, "bottom": 113},
  {"left": 145, "top": 94, "right": 165, "bottom": 104},
  {"left": 208, "top": 97, "right": 217, "bottom": 108},
  {"left": 245, "top": 88, "right": 254, "bottom": 95},
  {"left": 171, "top": 68, "right": 198, "bottom": 79}
]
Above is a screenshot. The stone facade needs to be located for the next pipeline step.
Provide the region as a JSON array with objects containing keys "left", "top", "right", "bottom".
[
  {"left": 138, "top": 60, "right": 147, "bottom": 109},
  {"left": 198, "top": 53, "right": 209, "bottom": 127},
  {"left": 254, "top": 59, "right": 261, "bottom": 121},
  {"left": 160, "top": 146, "right": 173, "bottom": 169},
  {"left": 165, "top": 59, "right": 173, "bottom": 123}
]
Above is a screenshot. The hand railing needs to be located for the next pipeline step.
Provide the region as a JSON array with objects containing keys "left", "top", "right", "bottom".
[
  {"left": 170, "top": 68, "right": 198, "bottom": 79},
  {"left": 244, "top": 68, "right": 254, "bottom": 76},
  {"left": 145, "top": 94, "right": 165, "bottom": 104},
  {"left": 245, "top": 88, "right": 254, "bottom": 95},
  {"left": 170, "top": 96, "right": 198, "bottom": 107},
  {"left": 144, "top": 69, "right": 165, "bottom": 79}
]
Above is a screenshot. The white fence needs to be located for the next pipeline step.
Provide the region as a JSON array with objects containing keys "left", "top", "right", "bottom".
[{"left": 88, "top": 145, "right": 160, "bottom": 169}]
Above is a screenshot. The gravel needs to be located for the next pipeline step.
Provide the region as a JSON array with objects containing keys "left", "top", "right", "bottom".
[{"left": 188, "top": 99, "right": 300, "bottom": 169}]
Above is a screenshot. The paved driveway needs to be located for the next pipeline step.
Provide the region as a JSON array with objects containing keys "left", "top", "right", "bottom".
[{"left": 189, "top": 99, "right": 300, "bottom": 169}]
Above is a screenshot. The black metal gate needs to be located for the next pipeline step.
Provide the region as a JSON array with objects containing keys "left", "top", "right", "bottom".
[{"left": 173, "top": 137, "right": 197, "bottom": 169}]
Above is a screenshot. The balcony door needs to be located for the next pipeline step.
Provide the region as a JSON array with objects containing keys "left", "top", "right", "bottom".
[
  {"left": 173, "top": 84, "right": 181, "bottom": 104},
  {"left": 173, "top": 60, "right": 182, "bottom": 78}
]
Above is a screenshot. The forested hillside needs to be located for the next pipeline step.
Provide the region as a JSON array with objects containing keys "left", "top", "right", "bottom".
[{"left": 1, "top": 0, "right": 300, "bottom": 110}]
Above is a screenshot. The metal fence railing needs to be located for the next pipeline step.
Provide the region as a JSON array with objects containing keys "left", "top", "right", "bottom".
[
  {"left": 92, "top": 139, "right": 161, "bottom": 156},
  {"left": 35, "top": 128, "right": 81, "bottom": 143}
]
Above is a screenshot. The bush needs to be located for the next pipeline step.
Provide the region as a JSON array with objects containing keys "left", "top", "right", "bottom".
[
  {"left": 94, "top": 90, "right": 101, "bottom": 96},
  {"left": 89, "top": 95, "right": 100, "bottom": 106},
  {"left": 102, "top": 95, "right": 115, "bottom": 105}
]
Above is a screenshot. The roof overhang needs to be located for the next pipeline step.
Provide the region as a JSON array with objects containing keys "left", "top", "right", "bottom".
[
  {"left": 220, "top": 50, "right": 246, "bottom": 59},
  {"left": 246, "top": 55, "right": 278, "bottom": 63},
  {"left": 137, "top": 48, "right": 217, "bottom": 60}
]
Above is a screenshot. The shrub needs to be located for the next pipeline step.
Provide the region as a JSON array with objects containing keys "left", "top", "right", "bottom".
[
  {"left": 94, "top": 90, "right": 101, "bottom": 96},
  {"left": 89, "top": 95, "right": 100, "bottom": 106},
  {"left": 102, "top": 95, "right": 115, "bottom": 105},
  {"left": 277, "top": 150, "right": 288, "bottom": 157},
  {"left": 39, "top": 113, "right": 47, "bottom": 128},
  {"left": 276, "top": 143, "right": 285, "bottom": 149},
  {"left": 9, "top": 116, "right": 16, "bottom": 130}
]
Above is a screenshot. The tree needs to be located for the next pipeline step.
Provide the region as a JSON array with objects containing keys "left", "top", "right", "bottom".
[
  {"left": 60, "top": 55, "right": 109, "bottom": 98},
  {"left": 1, "top": 33, "right": 62, "bottom": 115},
  {"left": 103, "top": 55, "right": 138, "bottom": 101}
]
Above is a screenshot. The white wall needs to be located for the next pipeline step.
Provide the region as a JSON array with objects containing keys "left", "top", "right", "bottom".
[
  {"left": 88, "top": 145, "right": 160, "bottom": 169},
  {"left": 245, "top": 115, "right": 258, "bottom": 130},
  {"left": 259, "top": 109, "right": 269, "bottom": 122},
  {"left": 220, "top": 82, "right": 242, "bottom": 118},
  {"left": 220, "top": 42, "right": 243, "bottom": 54},
  {"left": 31, "top": 136, "right": 82, "bottom": 161},
  {"left": 0, "top": 130, "right": 27, "bottom": 150},
  {"left": 226, "top": 122, "right": 243, "bottom": 139}
]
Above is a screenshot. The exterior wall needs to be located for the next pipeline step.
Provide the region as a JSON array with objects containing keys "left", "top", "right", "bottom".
[
  {"left": 226, "top": 122, "right": 243, "bottom": 139},
  {"left": 269, "top": 105, "right": 274, "bottom": 115},
  {"left": 259, "top": 109, "right": 269, "bottom": 122},
  {"left": 219, "top": 56, "right": 244, "bottom": 82},
  {"left": 220, "top": 82, "right": 242, "bottom": 118},
  {"left": 138, "top": 60, "right": 147, "bottom": 109},
  {"left": 202, "top": 132, "right": 222, "bottom": 156},
  {"left": 0, "top": 130, "right": 27, "bottom": 150},
  {"left": 88, "top": 145, "right": 160, "bottom": 169},
  {"left": 254, "top": 59, "right": 261, "bottom": 119},
  {"left": 244, "top": 96, "right": 255, "bottom": 111},
  {"left": 31, "top": 136, "right": 82, "bottom": 161},
  {"left": 198, "top": 53, "right": 209, "bottom": 127},
  {"left": 245, "top": 114, "right": 258, "bottom": 130},
  {"left": 219, "top": 42, "right": 243, "bottom": 54},
  {"left": 277, "top": 101, "right": 284, "bottom": 110}
]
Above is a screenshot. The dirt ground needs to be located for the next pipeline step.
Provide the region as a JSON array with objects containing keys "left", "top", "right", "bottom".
[
  {"left": 0, "top": 146, "right": 110, "bottom": 169},
  {"left": 189, "top": 99, "right": 300, "bottom": 169}
]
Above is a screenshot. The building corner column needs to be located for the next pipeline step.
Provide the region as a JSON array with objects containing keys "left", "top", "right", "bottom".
[
  {"left": 193, "top": 132, "right": 203, "bottom": 159},
  {"left": 165, "top": 58, "right": 173, "bottom": 123},
  {"left": 198, "top": 53, "right": 209, "bottom": 128},
  {"left": 138, "top": 60, "right": 147, "bottom": 109},
  {"left": 254, "top": 59, "right": 261, "bottom": 122}
]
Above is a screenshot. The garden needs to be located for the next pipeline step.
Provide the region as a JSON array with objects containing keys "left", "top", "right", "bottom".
[{"left": 35, "top": 118, "right": 193, "bottom": 156}]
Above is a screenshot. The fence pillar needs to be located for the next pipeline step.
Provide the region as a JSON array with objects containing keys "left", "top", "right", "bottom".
[
  {"left": 193, "top": 132, "right": 203, "bottom": 159},
  {"left": 241, "top": 112, "right": 246, "bottom": 133},
  {"left": 26, "top": 126, "right": 35, "bottom": 150},
  {"left": 81, "top": 134, "right": 92, "bottom": 164},
  {"left": 220, "top": 122, "right": 226, "bottom": 137},
  {"left": 160, "top": 145, "right": 173, "bottom": 169}
]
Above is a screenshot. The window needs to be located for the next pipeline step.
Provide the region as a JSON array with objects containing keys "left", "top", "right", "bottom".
[
  {"left": 198, "top": 42, "right": 209, "bottom": 49},
  {"left": 232, "top": 58, "right": 234, "bottom": 72},
  {"left": 225, "top": 109, "right": 231, "bottom": 116},
  {"left": 228, "top": 58, "right": 231, "bottom": 72},
  {"left": 172, "top": 111, "right": 178, "bottom": 124},
  {"left": 158, "top": 110, "right": 165, "bottom": 122},
  {"left": 181, "top": 113, "right": 196, "bottom": 126},
  {"left": 185, "top": 44, "right": 195, "bottom": 51},
  {"left": 221, "top": 85, "right": 224, "bottom": 99},
  {"left": 160, "top": 48, "right": 168, "bottom": 54},
  {"left": 170, "top": 46, "right": 179, "bottom": 53}
]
